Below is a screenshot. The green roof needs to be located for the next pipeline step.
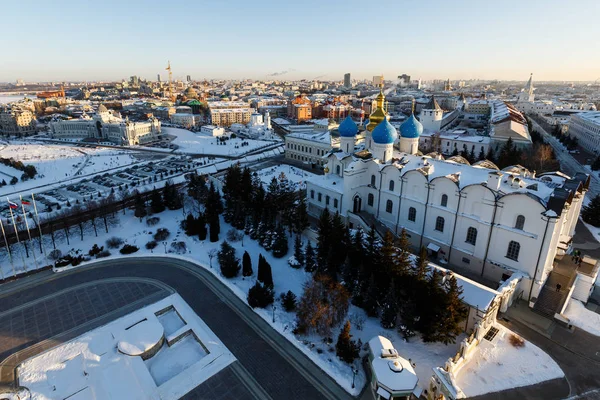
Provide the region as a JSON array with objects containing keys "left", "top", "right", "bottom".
[{"left": 187, "top": 99, "right": 202, "bottom": 105}]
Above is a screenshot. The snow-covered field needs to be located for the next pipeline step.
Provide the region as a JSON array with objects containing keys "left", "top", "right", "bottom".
[
  {"left": 454, "top": 324, "right": 564, "bottom": 397},
  {"left": 162, "top": 127, "right": 274, "bottom": 156},
  {"left": 0, "top": 142, "right": 140, "bottom": 196},
  {"left": 18, "top": 294, "right": 235, "bottom": 400},
  {"left": 256, "top": 164, "right": 316, "bottom": 190},
  {"left": 564, "top": 299, "right": 600, "bottom": 337},
  {"left": 0, "top": 197, "right": 563, "bottom": 397}
]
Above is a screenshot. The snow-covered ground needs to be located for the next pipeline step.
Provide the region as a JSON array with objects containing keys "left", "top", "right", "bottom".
[
  {"left": 162, "top": 127, "right": 275, "bottom": 156},
  {"left": 564, "top": 299, "right": 600, "bottom": 337},
  {"left": 255, "top": 164, "right": 316, "bottom": 191},
  {"left": 0, "top": 197, "right": 562, "bottom": 397},
  {"left": 17, "top": 294, "right": 235, "bottom": 400},
  {"left": 0, "top": 142, "right": 141, "bottom": 196},
  {"left": 454, "top": 324, "right": 564, "bottom": 397}
]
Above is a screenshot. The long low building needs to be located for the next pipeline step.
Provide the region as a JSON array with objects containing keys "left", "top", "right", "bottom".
[
  {"left": 50, "top": 105, "right": 161, "bottom": 145},
  {"left": 568, "top": 111, "right": 600, "bottom": 154}
]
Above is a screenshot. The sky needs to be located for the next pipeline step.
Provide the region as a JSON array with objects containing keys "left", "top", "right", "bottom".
[{"left": 1, "top": 0, "right": 599, "bottom": 83}]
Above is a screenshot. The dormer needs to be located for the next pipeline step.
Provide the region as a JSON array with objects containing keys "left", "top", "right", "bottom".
[{"left": 486, "top": 171, "right": 502, "bottom": 191}]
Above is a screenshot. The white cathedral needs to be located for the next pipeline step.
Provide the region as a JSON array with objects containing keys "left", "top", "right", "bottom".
[{"left": 305, "top": 88, "right": 590, "bottom": 303}]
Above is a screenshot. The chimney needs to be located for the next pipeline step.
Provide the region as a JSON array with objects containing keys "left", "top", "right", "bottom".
[{"left": 487, "top": 171, "right": 502, "bottom": 191}]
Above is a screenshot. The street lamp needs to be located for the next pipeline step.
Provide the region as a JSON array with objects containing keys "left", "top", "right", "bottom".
[
  {"left": 163, "top": 241, "right": 168, "bottom": 254},
  {"left": 351, "top": 364, "right": 358, "bottom": 389},
  {"left": 272, "top": 305, "right": 276, "bottom": 323}
]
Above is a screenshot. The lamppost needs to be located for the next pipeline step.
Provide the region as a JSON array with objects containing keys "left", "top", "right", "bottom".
[
  {"left": 351, "top": 364, "right": 358, "bottom": 389},
  {"left": 272, "top": 305, "right": 276, "bottom": 323},
  {"left": 163, "top": 241, "right": 167, "bottom": 254}
]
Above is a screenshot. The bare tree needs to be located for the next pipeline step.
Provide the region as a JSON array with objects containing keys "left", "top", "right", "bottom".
[{"left": 207, "top": 249, "right": 218, "bottom": 268}]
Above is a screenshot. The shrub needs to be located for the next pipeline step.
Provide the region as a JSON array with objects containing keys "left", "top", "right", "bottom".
[
  {"left": 218, "top": 241, "right": 240, "bottom": 278},
  {"left": 154, "top": 228, "right": 170, "bottom": 241},
  {"left": 96, "top": 250, "right": 111, "bottom": 258},
  {"left": 88, "top": 244, "right": 103, "bottom": 257},
  {"left": 281, "top": 291, "right": 297, "bottom": 312},
  {"left": 48, "top": 249, "right": 62, "bottom": 261},
  {"left": 247, "top": 282, "right": 274, "bottom": 308},
  {"left": 170, "top": 241, "right": 187, "bottom": 254},
  {"left": 509, "top": 334, "right": 525, "bottom": 348},
  {"left": 145, "top": 240, "right": 158, "bottom": 250},
  {"left": 335, "top": 321, "right": 361, "bottom": 364},
  {"left": 106, "top": 237, "right": 124, "bottom": 249},
  {"left": 146, "top": 217, "right": 160, "bottom": 226},
  {"left": 120, "top": 244, "right": 139, "bottom": 254},
  {"left": 226, "top": 228, "right": 243, "bottom": 242}
]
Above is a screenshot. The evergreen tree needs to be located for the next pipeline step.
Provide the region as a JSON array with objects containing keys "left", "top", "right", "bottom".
[
  {"left": 217, "top": 241, "right": 240, "bottom": 278},
  {"left": 281, "top": 290, "right": 297, "bottom": 311},
  {"left": 272, "top": 225, "right": 289, "bottom": 258},
  {"left": 257, "top": 254, "right": 273, "bottom": 287},
  {"left": 380, "top": 285, "right": 398, "bottom": 329},
  {"left": 335, "top": 321, "right": 360, "bottom": 364},
  {"left": 468, "top": 147, "right": 476, "bottom": 164},
  {"left": 184, "top": 213, "right": 197, "bottom": 236},
  {"left": 197, "top": 213, "right": 207, "bottom": 240},
  {"left": 242, "top": 250, "right": 253, "bottom": 277},
  {"left": 451, "top": 147, "right": 459, "bottom": 156},
  {"left": 415, "top": 245, "right": 429, "bottom": 280},
  {"left": 293, "top": 235, "right": 305, "bottom": 268},
  {"left": 497, "top": 137, "right": 519, "bottom": 168},
  {"left": 304, "top": 242, "right": 316, "bottom": 273},
  {"left": 430, "top": 276, "right": 468, "bottom": 344},
  {"left": 209, "top": 217, "right": 220, "bottom": 242},
  {"left": 582, "top": 194, "right": 600, "bottom": 227},
  {"left": 363, "top": 275, "right": 380, "bottom": 318},
  {"left": 150, "top": 188, "right": 165, "bottom": 213},
  {"left": 477, "top": 147, "right": 486, "bottom": 161},
  {"left": 316, "top": 208, "right": 332, "bottom": 269},
  {"left": 247, "top": 281, "right": 274, "bottom": 308},
  {"left": 485, "top": 147, "right": 495, "bottom": 163},
  {"left": 133, "top": 191, "right": 147, "bottom": 219},
  {"left": 395, "top": 229, "right": 412, "bottom": 277},
  {"left": 294, "top": 196, "right": 310, "bottom": 234},
  {"left": 591, "top": 156, "right": 600, "bottom": 171}
]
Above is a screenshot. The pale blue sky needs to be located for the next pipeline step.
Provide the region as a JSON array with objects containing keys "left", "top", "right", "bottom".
[{"left": 1, "top": 0, "right": 599, "bottom": 82}]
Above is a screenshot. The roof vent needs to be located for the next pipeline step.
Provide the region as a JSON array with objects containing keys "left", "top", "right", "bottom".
[
  {"left": 388, "top": 360, "right": 404, "bottom": 373},
  {"left": 381, "top": 348, "right": 398, "bottom": 359}
]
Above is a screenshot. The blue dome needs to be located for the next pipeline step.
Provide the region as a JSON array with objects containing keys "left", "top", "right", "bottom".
[
  {"left": 338, "top": 115, "right": 358, "bottom": 137},
  {"left": 371, "top": 119, "right": 398, "bottom": 145},
  {"left": 400, "top": 114, "right": 423, "bottom": 139}
]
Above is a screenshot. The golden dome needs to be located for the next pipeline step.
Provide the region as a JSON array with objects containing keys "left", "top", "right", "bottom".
[{"left": 367, "top": 87, "right": 388, "bottom": 132}]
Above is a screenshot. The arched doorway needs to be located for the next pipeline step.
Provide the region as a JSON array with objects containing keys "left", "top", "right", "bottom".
[{"left": 353, "top": 195, "right": 362, "bottom": 213}]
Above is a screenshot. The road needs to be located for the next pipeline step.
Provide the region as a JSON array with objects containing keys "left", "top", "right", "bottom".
[
  {"left": 530, "top": 118, "right": 600, "bottom": 198},
  {"left": 0, "top": 257, "right": 354, "bottom": 400}
]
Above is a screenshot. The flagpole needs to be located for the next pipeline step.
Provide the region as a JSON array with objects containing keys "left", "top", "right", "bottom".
[
  {"left": 0, "top": 218, "right": 14, "bottom": 278},
  {"left": 7, "top": 197, "right": 27, "bottom": 272},
  {"left": 31, "top": 193, "right": 47, "bottom": 260},
  {"left": 20, "top": 195, "right": 38, "bottom": 270}
]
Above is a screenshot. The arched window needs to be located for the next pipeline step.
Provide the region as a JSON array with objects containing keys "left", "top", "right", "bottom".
[
  {"left": 368, "top": 193, "right": 374, "bottom": 206},
  {"left": 441, "top": 194, "right": 448, "bottom": 207},
  {"left": 370, "top": 175, "right": 376, "bottom": 187},
  {"left": 325, "top": 195, "right": 330, "bottom": 206},
  {"left": 389, "top": 180, "right": 395, "bottom": 191},
  {"left": 310, "top": 190, "right": 314, "bottom": 199},
  {"left": 336, "top": 165, "right": 341, "bottom": 175},
  {"left": 386, "top": 200, "right": 393, "bottom": 213},
  {"left": 466, "top": 227, "right": 477, "bottom": 245},
  {"left": 506, "top": 241, "right": 520, "bottom": 261},
  {"left": 515, "top": 215, "right": 525, "bottom": 230},
  {"left": 435, "top": 216, "right": 445, "bottom": 232},
  {"left": 334, "top": 199, "right": 338, "bottom": 208},
  {"left": 408, "top": 207, "right": 416, "bottom": 222},
  {"left": 318, "top": 193, "right": 322, "bottom": 202}
]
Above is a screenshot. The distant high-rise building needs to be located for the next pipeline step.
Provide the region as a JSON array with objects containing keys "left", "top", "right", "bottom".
[
  {"left": 157, "top": 74, "right": 161, "bottom": 82},
  {"left": 398, "top": 74, "right": 411, "bottom": 86},
  {"left": 130, "top": 75, "right": 139, "bottom": 87},
  {"left": 344, "top": 73, "right": 351, "bottom": 88},
  {"left": 373, "top": 75, "right": 384, "bottom": 86},
  {"left": 186, "top": 75, "right": 191, "bottom": 83}
]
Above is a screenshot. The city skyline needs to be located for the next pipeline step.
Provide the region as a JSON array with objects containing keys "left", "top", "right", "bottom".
[{"left": 1, "top": 0, "right": 599, "bottom": 82}]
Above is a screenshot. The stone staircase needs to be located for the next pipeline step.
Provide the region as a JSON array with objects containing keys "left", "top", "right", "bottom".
[{"left": 533, "top": 261, "right": 578, "bottom": 318}]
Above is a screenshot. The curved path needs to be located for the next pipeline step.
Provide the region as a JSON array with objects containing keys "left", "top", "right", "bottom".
[{"left": 0, "top": 257, "right": 352, "bottom": 400}]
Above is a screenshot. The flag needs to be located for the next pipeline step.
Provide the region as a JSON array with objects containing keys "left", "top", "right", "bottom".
[
  {"left": 8, "top": 201, "right": 18, "bottom": 210},
  {"left": 21, "top": 199, "right": 31, "bottom": 206}
]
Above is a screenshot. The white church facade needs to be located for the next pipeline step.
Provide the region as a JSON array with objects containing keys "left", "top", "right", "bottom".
[{"left": 305, "top": 90, "right": 589, "bottom": 304}]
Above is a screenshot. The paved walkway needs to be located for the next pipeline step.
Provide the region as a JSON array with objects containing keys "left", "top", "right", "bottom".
[{"left": 0, "top": 257, "right": 353, "bottom": 400}]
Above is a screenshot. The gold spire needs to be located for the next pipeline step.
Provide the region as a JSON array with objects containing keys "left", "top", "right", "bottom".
[{"left": 367, "top": 84, "right": 388, "bottom": 132}]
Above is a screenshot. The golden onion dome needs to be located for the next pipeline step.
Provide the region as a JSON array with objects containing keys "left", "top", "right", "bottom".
[{"left": 367, "top": 88, "right": 388, "bottom": 132}]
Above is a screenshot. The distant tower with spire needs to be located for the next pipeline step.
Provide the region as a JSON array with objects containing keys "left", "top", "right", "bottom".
[{"left": 518, "top": 73, "right": 535, "bottom": 103}]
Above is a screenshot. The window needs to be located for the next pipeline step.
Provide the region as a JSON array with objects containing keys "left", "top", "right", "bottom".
[
  {"left": 466, "top": 227, "right": 477, "bottom": 245},
  {"left": 389, "top": 180, "right": 395, "bottom": 191},
  {"left": 336, "top": 165, "right": 341, "bottom": 175},
  {"left": 325, "top": 195, "right": 330, "bottom": 206},
  {"left": 506, "top": 241, "right": 520, "bottom": 261},
  {"left": 334, "top": 199, "right": 338, "bottom": 208},
  {"left": 408, "top": 207, "right": 416, "bottom": 222},
  {"left": 441, "top": 194, "right": 448, "bottom": 207},
  {"left": 515, "top": 215, "right": 525, "bottom": 230},
  {"left": 435, "top": 216, "right": 445, "bottom": 232},
  {"left": 386, "top": 200, "right": 393, "bottom": 213},
  {"left": 318, "top": 193, "right": 322, "bottom": 202},
  {"left": 370, "top": 175, "right": 376, "bottom": 187},
  {"left": 368, "top": 193, "right": 374, "bottom": 206},
  {"left": 462, "top": 257, "right": 471, "bottom": 264},
  {"left": 310, "top": 190, "right": 314, "bottom": 199}
]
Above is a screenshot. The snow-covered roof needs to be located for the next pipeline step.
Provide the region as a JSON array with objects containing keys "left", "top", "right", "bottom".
[
  {"left": 117, "top": 319, "right": 164, "bottom": 357},
  {"left": 306, "top": 173, "right": 344, "bottom": 194},
  {"left": 368, "top": 336, "right": 419, "bottom": 393},
  {"left": 429, "top": 264, "right": 499, "bottom": 311}
]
